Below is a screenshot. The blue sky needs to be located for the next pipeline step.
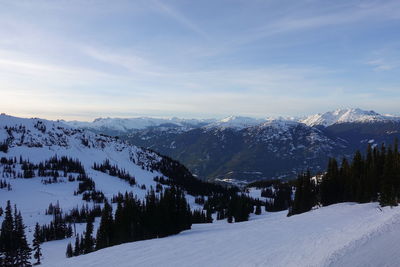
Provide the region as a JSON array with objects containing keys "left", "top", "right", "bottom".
[{"left": 1, "top": 0, "right": 400, "bottom": 120}]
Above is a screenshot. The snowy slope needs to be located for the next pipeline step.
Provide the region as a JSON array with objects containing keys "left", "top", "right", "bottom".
[
  {"left": 301, "top": 108, "right": 400, "bottom": 127},
  {"left": 0, "top": 114, "right": 204, "bottom": 264},
  {"left": 40, "top": 203, "right": 400, "bottom": 267}
]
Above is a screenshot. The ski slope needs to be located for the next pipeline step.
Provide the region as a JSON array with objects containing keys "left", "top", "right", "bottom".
[{"left": 41, "top": 203, "right": 400, "bottom": 267}]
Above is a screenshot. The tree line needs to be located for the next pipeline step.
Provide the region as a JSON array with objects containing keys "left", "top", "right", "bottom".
[
  {"left": 93, "top": 160, "right": 136, "bottom": 186},
  {"left": 67, "top": 186, "right": 192, "bottom": 257},
  {"left": 289, "top": 140, "right": 400, "bottom": 216}
]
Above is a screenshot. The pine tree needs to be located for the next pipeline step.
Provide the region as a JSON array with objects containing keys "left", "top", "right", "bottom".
[
  {"left": 288, "top": 170, "right": 316, "bottom": 216},
  {"left": 83, "top": 216, "right": 94, "bottom": 254},
  {"left": 95, "top": 201, "right": 114, "bottom": 250},
  {"left": 255, "top": 203, "right": 262, "bottom": 215},
  {"left": 380, "top": 147, "right": 397, "bottom": 206},
  {"left": 14, "top": 210, "right": 31, "bottom": 266},
  {"left": 320, "top": 158, "right": 340, "bottom": 206},
  {"left": 0, "top": 201, "right": 15, "bottom": 265},
  {"left": 66, "top": 243, "right": 73, "bottom": 258},
  {"left": 73, "top": 235, "right": 80, "bottom": 256},
  {"left": 33, "top": 223, "right": 42, "bottom": 265}
]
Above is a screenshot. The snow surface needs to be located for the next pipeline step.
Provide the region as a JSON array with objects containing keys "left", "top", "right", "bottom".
[
  {"left": 301, "top": 108, "right": 400, "bottom": 127},
  {"left": 39, "top": 203, "right": 400, "bottom": 267}
]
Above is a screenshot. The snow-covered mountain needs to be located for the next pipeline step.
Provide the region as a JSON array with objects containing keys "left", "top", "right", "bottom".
[
  {"left": 0, "top": 114, "right": 215, "bottom": 264},
  {"left": 66, "top": 117, "right": 215, "bottom": 134},
  {"left": 118, "top": 109, "right": 400, "bottom": 182},
  {"left": 67, "top": 108, "right": 400, "bottom": 133},
  {"left": 59, "top": 108, "right": 400, "bottom": 181},
  {"left": 301, "top": 108, "right": 400, "bottom": 127},
  {"left": 205, "top": 116, "right": 266, "bottom": 130},
  {"left": 123, "top": 117, "right": 346, "bottom": 181}
]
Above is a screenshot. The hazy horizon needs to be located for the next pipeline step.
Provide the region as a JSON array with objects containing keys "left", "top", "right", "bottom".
[{"left": 2, "top": 106, "right": 400, "bottom": 122}]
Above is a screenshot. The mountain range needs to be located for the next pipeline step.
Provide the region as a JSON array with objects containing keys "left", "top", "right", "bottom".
[{"left": 64, "top": 108, "right": 400, "bottom": 182}]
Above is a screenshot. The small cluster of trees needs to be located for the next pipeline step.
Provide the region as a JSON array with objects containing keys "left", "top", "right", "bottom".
[
  {"left": 64, "top": 204, "right": 102, "bottom": 224},
  {"left": 37, "top": 208, "right": 74, "bottom": 243},
  {"left": 67, "top": 187, "right": 192, "bottom": 257},
  {"left": 203, "top": 192, "right": 255, "bottom": 223},
  {"left": 0, "top": 201, "right": 38, "bottom": 266},
  {"left": 66, "top": 216, "right": 95, "bottom": 257},
  {"left": 0, "top": 142, "right": 8, "bottom": 153},
  {"left": 0, "top": 155, "right": 86, "bottom": 180},
  {"left": 289, "top": 140, "right": 400, "bottom": 216},
  {"left": 74, "top": 174, "right": 106, "bottom": 203},
  {"left": 93, "top": 159, "right": 136, "bottom": 186},
  {"left": 0, "top": 179, "right": 11, "bottom": 191},
  {"left": 191, "top": 209, "right": 213, "bottom": 223},
  {"left": 20, "top": 156, "right": 86, "bottom": 179},
  {"left": 288, "top": 171, "right": 316, "bottom": 216}
]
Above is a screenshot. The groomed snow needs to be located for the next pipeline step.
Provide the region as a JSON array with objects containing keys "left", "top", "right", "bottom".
[{"left": 42, "top": 203, "right": 400, "bottom": 267}]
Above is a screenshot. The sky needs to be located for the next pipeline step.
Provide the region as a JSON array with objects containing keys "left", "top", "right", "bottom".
[{"left": 1, "top": 0, "right": 400, "bottom": 121}]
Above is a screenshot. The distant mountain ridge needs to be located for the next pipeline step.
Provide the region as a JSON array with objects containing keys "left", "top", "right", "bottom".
[
  {"left": 62, "top": 108, "right": 400, "bottom": 182},
  {"left": 65, "top": 108, "right": 400, "bottom": 133},
  {"left": 301, "top": 108, "right": 400, "bottom": 127}
]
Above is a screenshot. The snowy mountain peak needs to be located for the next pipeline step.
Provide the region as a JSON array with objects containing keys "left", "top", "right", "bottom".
[
  {"left": 301, "top": 108, "right": 399, "bottom": 127},
  {"left": 207, "top": 116, "right": 265, "bottom": 130}
]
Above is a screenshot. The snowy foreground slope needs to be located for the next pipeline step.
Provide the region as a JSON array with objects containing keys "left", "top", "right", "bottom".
[{"left": 42, "top": 203, "right": 400, "bottom": 267}]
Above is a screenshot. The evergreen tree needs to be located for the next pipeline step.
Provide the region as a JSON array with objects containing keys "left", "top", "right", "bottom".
[
  {"left": 33, "top": 223, "right": 42, "bottom": 265},
  {"left": 73, "top": 235, "right": 80, "bottom": 257},
  {"left": 255, "top": 203, "right": 262, "bottom": 215},
  {"left": 95, "top": 201, "right": 114, "bottom": 250},
  {"left": 65, "top": 243, "right": 73, "bottom": 258},
  {"left": 288, "top": 170, "right": 316, "bottom": 216},
  {"left": 83, "top": 216, "right": 94, "bottom": 254},
  {"left": 380, "top": 147, "right": 397, "bottom": 206},
  {"left": 320, "top": 158, "right": 340, "bottom": 206},
  {"left": 0, "top": 201, "right": 15, "bottom": 265},
  {"left": 14, "top": 210, "right": 31, "bottom": 266}
]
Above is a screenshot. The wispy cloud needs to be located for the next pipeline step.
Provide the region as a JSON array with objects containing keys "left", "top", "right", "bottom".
[
  {"left": 149, "top": 0, "right": 208, "bottom": 39},
  {"left": 227, "top": 0, "right": 400, "bottom": 47},
  {"left": 366, "top": 44, "right": 400, "bottom": 71},
  {"left": 367, "top": 59, "right": 396, "bottom": 71}
]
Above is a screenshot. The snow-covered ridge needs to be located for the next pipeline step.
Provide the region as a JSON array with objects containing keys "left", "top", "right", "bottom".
[
  {"left": 0, "top": 113, "right": 204, "bottom": 266},
  {"left": 64, "top": 108, "right": 400, "bottom": 133},
  {"left": 0, "top": 113, "right": 161, "bottom": 171},
  {"left": 301, "top": 108, "right": 400, "bottom": 127},
  {"left": 66, "top": 117, "right": 215, "bottom": 132},
  {"left": 205, "top": 116, "right": 266, "bottom": 130}
]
